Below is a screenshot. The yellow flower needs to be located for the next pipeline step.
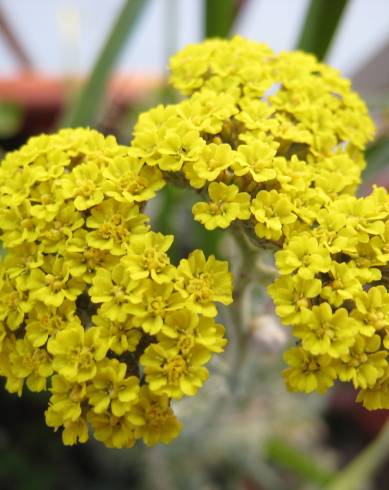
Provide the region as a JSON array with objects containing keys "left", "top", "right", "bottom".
[
  {"left": 86, "top": 200, "right": 149, "bottom": 255},
  {"left": 102, "top": 156, "right": 165, "bottom": 203},
  {"left": 251, "top": 190, "right": 297, "bottom": 241},
  {"left": 183, "top": 143, "right": 235, "bottom": 188},
  {"left": 141, "top": 343, "right": 209, "bottom": 399},
  {"left": 0, "top": 275, "right": 32, "bottom": 330},
  {"left": 25, "top": 301, "right": 78, "bottom": 347},
  {"left": 293, "top": 303, "right": 359, "bottom": 358},
  {"left": 370, "top": 220, "right": 389, "bottom": 264},
  {"left": 314, "top": 206, "right": 355, "bottom": 253},
  {"left": 27, "top": 256, "right": 84, "bottom": 307},
  {"left": 89, "top": 264, "right": 144, "bottom": 322},
  {"left": 8, "top": 338, "right": 53, "bottom": 392},
  {"left": 275, "top": 234, "right": 331, "bottom": 279},
  {"left": 356, "top": 369, "right": 389, "bottom": 410},
  {"left": 268, "top": 275, "right": 322, "bottom": 325},
  {"left": 3, "top": 242, "right": 43, "bottom": 281},
  {"left": 65, "top": 229, "right": 119, "bottom": 282},
  {"left": 176, "top": 250, "right": 232, "bottom": 317},
  {"left": 283, "top": 347, "right": 336, "bottom": 394},
  {"left": 160, "top": 309, "right": 227, "bottom": 354},
  {"left": 178, "top": 90, "right": 238, "bottom": 134},
  {"left": 235, "top": 98, "right": 275, "bottom": 131},
  {"left": 93, "top": 314, "right": 142, "bottom": 355},
  {"left": 158, "top": 123, "right": 205, "bottom": 171},
  {"left": 135, "top": 386, "right": 182, "bottom": 446},
  {"left": 274, "top": 155, "right": 311, "bottom": 194},
  {"left": 59, "top": 162, "right": 104, "bottom": 211},
  {"left": 336, "top": 335, "right": 387, "bottom": 389},
  {"left": 47, "top": 325, "right": 109, "bottom": 382},
  {"left": 192, "top": 182, "right": 251, "bottom": 230},
  {"left": 46, "top": 375, "right": 87, "bottom": 423},
  {"left": 0, "top": 201, "right": 43, "bottom": 248},
  {"left": 0, "top": 126, "right": 229, "bottom": 448},
  {"left": 87, "top": 359, "right": 140, "bottom": 416},
  {"left": 123, "top": 231, "right": 175, "bottom": 283},
  {"left": 234, "top": 140, "right": 278, "bottom": 182},
  {"left": 130, "top": 280, "right": 184, "bottom": 335},
  {"left": 331, "top": 193, "right": 386, "bottom": 244},
  {"left": 0, "top": 36, "right": 383, "bottom": 444},
  {"left": 46, "top": 410, "right": 89, "bottom": 446},
  {"left": 88, "top": 411, "right": 141, "bottom": 449},
  {"left": 39, "top": 203, "right": 84, "bottom": 253},
  {"left": 320, "top": 261, "right": 363, "bottom": 307},
  {"left": 130, "top": 105, "right": 177, "bottom": 165},
  {"left": 29, "top": 179, "right": 64, "bottom": 221},
  {"left": 353, "top": 286, "right": 389, "bottom": 344}
]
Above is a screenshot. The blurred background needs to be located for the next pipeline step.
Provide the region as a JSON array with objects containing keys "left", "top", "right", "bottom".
[{"left": 1, "top": 1, "right": 389, "bottom": 489}]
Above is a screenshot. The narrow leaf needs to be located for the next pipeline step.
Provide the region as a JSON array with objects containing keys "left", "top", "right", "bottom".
[
  {"left": 0, "top": 102, "right": 23, "bottom": 138},
  {"left": 266, "top": 437, "right": 335, "bottom": 485},
  {"left": 326, "top": 420, "right": 389, "bottom": 490},
  {"left": 296, "top": 0, "right": 349, "bottom": 60},
  {"left": 204, "top": 0, "right": 235, "bottom": 38},
  {"left": 60, "top": 0, "right": 148, "bottom": 128}
]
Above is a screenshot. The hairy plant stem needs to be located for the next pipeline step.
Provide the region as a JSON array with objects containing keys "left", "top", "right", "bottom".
[
  {"left": 227, "top": 225, "right": 277, "bottom": 394},
  {"left": 326, "top": 416, "right": 389, "bottom": 490}
]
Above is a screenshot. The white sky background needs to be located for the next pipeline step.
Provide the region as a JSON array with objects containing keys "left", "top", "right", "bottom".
[{"left": 1, "top": 0, "right": 389, "bottom": 78}]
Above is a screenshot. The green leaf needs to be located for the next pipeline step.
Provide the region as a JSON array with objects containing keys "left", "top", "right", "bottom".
[
  {"left": 59, "top": 0, "right": 148, "bottom": 128},
  {"left": 325, "top": 419, "right": 389, "bottom": 490},
  {"left": 265, "top": 437, "right": 335, "bottom": 486},
  {"left": 363, "top": 137, "right": 389, "bottom": 181},
  {"left": 204, "top": 0, "right": 235, "bottom": 38},
  {"left": 296, "top": 0, "right": 349, "bottom": 60},
  {"left": 0, "top": 102, "right": 23, "bottom": 138}
]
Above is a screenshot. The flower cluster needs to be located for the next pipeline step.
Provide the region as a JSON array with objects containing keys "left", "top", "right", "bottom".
[
  {"left": 0, "top": 128, "right": 231, "bottom": 447},
  {"left": 131, "top": 36, "right": 374, "bottom": 245},
  {"left": 269, "top": 187, "right": 389, "bottom": 409},
  {"left": 131, "top": 37, "right": 389, "bottom": 409}
]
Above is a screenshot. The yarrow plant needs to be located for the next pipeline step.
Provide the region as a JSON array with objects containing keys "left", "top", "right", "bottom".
[
  {"left": 0, "top": 36, "right": 388, "bottom": 449},
  {"left": 0, "top": 128, "right": 231, "bottom": 447}
]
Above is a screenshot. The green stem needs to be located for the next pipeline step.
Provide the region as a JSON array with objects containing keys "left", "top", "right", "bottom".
[
  {"left": 296, "top": 0, "right": 349, "bottom": 60},
  {"left": 326, "top": 417, "right": 389, "bottom": 490},
  {"left": 59, "top": 0, "right": 148, "bottom": 128}
]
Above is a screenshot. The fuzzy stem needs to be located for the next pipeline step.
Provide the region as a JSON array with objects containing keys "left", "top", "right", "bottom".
[{"left": 227, "top": 224, "right": 277, "bottom": 393}]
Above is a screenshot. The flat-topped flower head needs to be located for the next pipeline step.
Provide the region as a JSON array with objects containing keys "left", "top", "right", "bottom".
[
  {"left": 130, "top": 36, "right": 375, "bottom": 257},
  {"left": 0, "top": 127, "right": 231, "bottom": 448}
]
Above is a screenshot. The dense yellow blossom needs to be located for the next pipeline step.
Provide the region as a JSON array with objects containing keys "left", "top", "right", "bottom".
[
  {"left": 192, "top": 182, "right": 250, "bottom": 230},
  {"left": 131, "top": 35, "right": 374, "bottom": 258},
  {"left": 143, "top": 37, "right": 389, "bottom": 410},
  {"left": 268, "top": 187, "right": 389, "bottom": 405},
  {"left": 0, "top": 35, "right": 387, "bottom": 446},
  {"left": 0, "top": 127, "right": 231, "bottom": 448}
]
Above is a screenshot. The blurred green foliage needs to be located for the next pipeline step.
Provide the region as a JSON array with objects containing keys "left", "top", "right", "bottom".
[
  {"left": 204, "top": 0, "right": 235, "bottom": 38},
  {"left": 297, "top": 0, "right": 349, "bottom": 60},
  {"left": 60, "top": 0, "right": 148, "bottom": 128},
  {"left": 0, "top": 102, "right": 23, "bottom": 138},
  {"left": 266, "top": 437, "right": 335, "bottom": 487}
]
